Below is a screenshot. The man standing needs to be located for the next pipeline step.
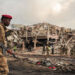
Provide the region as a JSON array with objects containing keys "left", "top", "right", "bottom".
[
  {"left": 42, "top": 43, "right": 46, "bottom": 55},
  {"left": 0, "top": 14, "right": 12, "bottom": 75},
  {"left": 51, "top": 45, "right": 54, "bottom": 54},
  {"left": 46, "top": 43, "right": 51, "bottom": 56}
]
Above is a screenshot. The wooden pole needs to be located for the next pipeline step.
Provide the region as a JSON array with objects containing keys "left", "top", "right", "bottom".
[
  {"left": 67, "top": 46, "right": 71, "bottom": 57},
  {"left": 22, "top": 41, "right": 25, "bottom": 51},
  {"left": 26, "top": 29, "right": 28, "bottom": 41},
  {"left": 66, "top": 37, "right": 72, "bottom": 57},
  {"left": 34, "top": 35, "right": 37, "bottom": 49},
  {"left": 47, "top": 25, "right": 49, "bottom": 44}
]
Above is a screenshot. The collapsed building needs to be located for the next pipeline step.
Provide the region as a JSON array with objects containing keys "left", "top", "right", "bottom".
[{"left": 7, "top": 23, "right": 75, "bottom": 56}]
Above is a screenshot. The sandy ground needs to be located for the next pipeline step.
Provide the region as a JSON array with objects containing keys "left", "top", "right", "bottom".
[
  {"left": 8, "top": 58, "right": 75, "bottom": 75},
  {"left": 7, "top": 48, "right": 75, "bottom": 75}
]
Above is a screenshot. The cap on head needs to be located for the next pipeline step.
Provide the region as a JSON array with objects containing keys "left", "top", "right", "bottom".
[{"left": 2, "top": 14, "right": 12, "bottom": 19}]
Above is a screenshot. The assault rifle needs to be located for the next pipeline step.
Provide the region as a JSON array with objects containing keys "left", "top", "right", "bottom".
[{"left": 0, "top": 43, "right": 16, "bottom": 58}]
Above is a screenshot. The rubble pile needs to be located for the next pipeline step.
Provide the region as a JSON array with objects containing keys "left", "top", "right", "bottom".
[
  {"left": 8, "top": 56, "right": 75, "bottom": 75},
  {"left": 56, "top": 61, "right": 75, "bottom": 72},
  {"left": 35, "top": 57, "right": 75, "bottom": 72},
  {"left": 7, "top": 23, "right": 75, "bottom": 56}
]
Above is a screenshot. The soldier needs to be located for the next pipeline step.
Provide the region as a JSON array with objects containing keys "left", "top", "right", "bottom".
[
  {"left": 46, "top": 43, "right": 51, "bottom": 56},
  {"left": 0, "top": 14, "right": 12, "bottom": 75}
]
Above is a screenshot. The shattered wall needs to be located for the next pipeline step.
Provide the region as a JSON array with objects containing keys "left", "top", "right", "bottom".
[{"left": 7, "top": 23, "right": 75, "bottom": 56}]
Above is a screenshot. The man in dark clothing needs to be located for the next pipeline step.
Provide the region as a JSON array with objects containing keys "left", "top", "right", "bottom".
[
  {"left": 51, "top": 45, "right": 54, "bottom": 54},
  {"left": 42, "top": 44, "right": 46, "bottom": 55}
]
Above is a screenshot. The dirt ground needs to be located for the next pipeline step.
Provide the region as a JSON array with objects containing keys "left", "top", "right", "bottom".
[
  {"left": 7, "top": 49, "right": 75, "bottom": 75},
  {"left": 8, "top": 57, "right": 75, "bottom": 75}
]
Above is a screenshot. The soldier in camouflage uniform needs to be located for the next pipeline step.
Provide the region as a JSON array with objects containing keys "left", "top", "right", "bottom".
[{"left": 0, "top": 14, "right": 12, "bottom": 75}]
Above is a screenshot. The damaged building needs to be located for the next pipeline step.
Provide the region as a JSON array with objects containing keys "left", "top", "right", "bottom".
[{"left": 7, "top": 23, "right": 75, "bottom": 56}]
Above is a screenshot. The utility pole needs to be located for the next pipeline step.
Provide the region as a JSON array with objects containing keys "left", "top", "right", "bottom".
[
  {"left": 34, "top": 34, "right": 37, "bottom": 49},
  {"left": 47, "top": 25, "right": 49, "bottom": 44},
  {"left": 26, "top": 27, "right": 28, "bottom": 42}
]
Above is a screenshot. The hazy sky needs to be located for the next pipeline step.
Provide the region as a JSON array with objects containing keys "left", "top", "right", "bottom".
[{"left": 0, "top": 0, "right": 75, "bottom": 29}]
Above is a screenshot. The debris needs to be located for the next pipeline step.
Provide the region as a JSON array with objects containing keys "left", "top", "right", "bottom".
[{"left": 7, "top": 23, "right": 75, "bottom": 56}]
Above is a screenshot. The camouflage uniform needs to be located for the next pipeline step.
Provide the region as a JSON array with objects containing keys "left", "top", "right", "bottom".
[{"left": 0, "top": 23, "right": 9, "bottom": 75}]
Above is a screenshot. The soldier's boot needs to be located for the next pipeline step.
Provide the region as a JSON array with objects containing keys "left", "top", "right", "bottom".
[{"left": 0, "top": 52, "right": 9, "bottom": 75}]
